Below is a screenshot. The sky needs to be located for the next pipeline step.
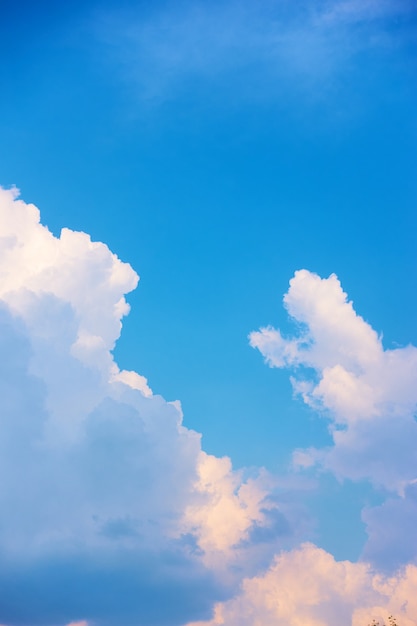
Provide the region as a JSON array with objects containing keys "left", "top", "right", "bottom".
[{"left": 0, "top": 0, "right": 416, "bottom": 624}]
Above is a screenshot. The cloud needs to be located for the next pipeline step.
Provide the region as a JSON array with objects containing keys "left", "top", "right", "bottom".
[
  {"left": 250, "top": 269, "right": 417, "bottom": 569},
  {"left": 94, "top": 0, "right": 413, "bottom": 103},
  {"left": 185, "top": 543, "right": 417, "bottom": 626},
  {"left": 0, "top": 187, "right": 292, "bottom": 625},
  {"left": 250, "top": 269, "right": 417, "bottom": 492},
  {"left": 319, "top": 0, "right": 415, "bottom": 25},
  {"left": 2, "top": 187, "right": 415, "bottom": 625},
  {"left": 183, "top": 452, "right": 272, "bottom": 558},
  {"left": 362, "top": 482, "right": 417, "bottom": 570}
]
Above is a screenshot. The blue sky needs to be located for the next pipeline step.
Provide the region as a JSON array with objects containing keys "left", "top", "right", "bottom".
[{"left": 0, "top": 1, "right": 416, "bottom": 624}]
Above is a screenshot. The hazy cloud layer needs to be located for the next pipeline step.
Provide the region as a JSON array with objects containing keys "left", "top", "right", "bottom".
[{"left": 95, "top": 0, "right": 416, "bottom": 103}]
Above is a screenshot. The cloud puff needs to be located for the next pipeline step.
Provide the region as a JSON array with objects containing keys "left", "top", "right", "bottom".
[
  {"left": 185, "top": 543, "right": 417, "bottom": 626},
  {"left": 250, "top": 269, "right": 417, "bottom": 569},
  {"left": 250, "top": 269, "right": 417, "bottom": 492},
  {"left": 0, "top": 187, "right": 287, "bottom": 625}
]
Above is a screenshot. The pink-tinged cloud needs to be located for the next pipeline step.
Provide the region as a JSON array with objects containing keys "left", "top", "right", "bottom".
[
  {"left": 0, "top": 187, "right": 297, "bottom": 626},
  {"left": 250, "top": 269, "right": 417, "bottom": 493},
  {"left": 2, "top": 187, "right": 415, "bottom": 625},
  {"left": 186, "top": 543, "right": 417, "bottom": 626},
  {"left": 250, "top": 270, "right": 417, "bottom": 569}
]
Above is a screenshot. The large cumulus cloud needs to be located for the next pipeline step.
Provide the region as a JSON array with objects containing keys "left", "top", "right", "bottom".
[{"left": 0, "top": 187, "right": 289, "bottom": 626}]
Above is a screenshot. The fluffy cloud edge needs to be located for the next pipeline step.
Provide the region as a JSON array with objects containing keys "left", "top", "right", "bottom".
[
  {"left": 185, "top": 543, "right": 417, "bottom": 626},
  {"left": 0, "top": 186, "right": 305, "bottom": 626},
  {"left": 249, "top": 269, "right": 417, "bottom": 494}
]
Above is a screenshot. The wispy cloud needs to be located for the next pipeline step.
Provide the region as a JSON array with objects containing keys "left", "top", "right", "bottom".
[
  {"left": 319, "top": 0, "right": 415, "bottom": 25},
  {"left": 94, "top": 0, "right": 415, "bottom": 104}
]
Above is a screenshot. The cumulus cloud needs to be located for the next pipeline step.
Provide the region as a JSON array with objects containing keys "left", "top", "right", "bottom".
[
  {"left": 0, "top": 187, "right": 288, "bottom": 626},
  {"left": 185, "top": 543, "right": 417, "bottom": 626},
  {"left": 250, "top": 269, "right": 417, "bottom": 569},
  {"left": 250, "top": 269, "right": 417, "bottom": 492},
  {"left": 2, "top": 188, "right": 415, "bottom": 625}
]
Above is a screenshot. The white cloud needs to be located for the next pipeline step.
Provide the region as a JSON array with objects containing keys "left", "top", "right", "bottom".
[
  {"left": 183, "top": 453, "right": 269, "bottom": 554},
  {"left": 0, "top": 187, "right": 290, "bottom": 625},
  {"left": 250, "top": 270, "right": 417, "bottom": 493},
  {"left": 250, "top": 269, "right": 417, "bottom": 571},
  {"left": 185, "top": 543, "right": 417, "bottom": 626},
  {"left": 181, "top": 453, "right": 284, "bottom": 575},
  {"left": 2, "top": 188, "right": 415, "bottom": 625}
]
